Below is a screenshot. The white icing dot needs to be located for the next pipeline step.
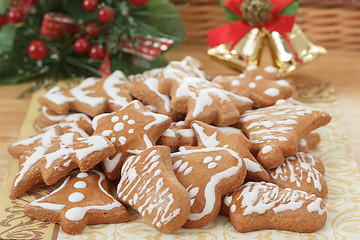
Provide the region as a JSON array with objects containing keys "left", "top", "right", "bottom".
[
  {"left": 111, "top": 137, "right": 116, "bottom": 143},
  {"left": 178, "top": 162, "right": 189, "bottom": 173},
  {"left": 77, "top": 172, "right": 88, "bottom": 178},
  {"left": 249, "top": 82, "right": 256, "bottom": 88},
  {"left": 246, "top": 65, "right": 258, "bottom": 71},
  {"left": 128, "top": 119, "right": 135, "bottom": 125},
  {"left": 111, "top": 116, "right": 119, "bottom": 122},
  {"left": 173, "top": 160, "right": 182, "bottom": 170},
  {"left": 128, "top": 129, "right": 134, "bottom": 134},
  {"left": 264, "top": 88, "right": 280, "bottom": 97},
  {"left": 203, "top": 156, "right": 213, "bottom": 164},
  {"left": 230, "top": 204, "right": 236, "bottom": 212},
  {"left": 122, "top": 115, "right": 129, "bottom": 120},
  {"left": 119, "top": 136, "right": 127, "bottom": 145},
  {"left": 215, "top": 156, "right": 222, "bottom": 161},
  {"left": 74, "top": 181, "right": 87, "bottom": 189},
  {"left": 68, "top": 192, "right": 85, "bottom": 203},
  {"left": 255, "top": 75, "right": 263, "bottom": 80},
  {"left": 208, "top": 162, "right": 217, "bottom": 169},
  {"left": 231, "top": 80, "right": 240, "bottom": 86},
  {"left": 276, "top": 79, "right": 290, "bottom": 87},
  {"left": 262, "top": 146, "right": 273, "bottom": 154},
  {"left": 114, "top": 122, "right": 124, "bottom": 131},
  {"left": 188, "top": 187, "right": 199, "bottom": 198},
  {"left": 299, "top": 139, "right": 307, "bottom": 147},
  {"left": 264, "top": 66, "right": 277, "bottom": 73},
  {"left": 239, "top": 73, "right": 246, "bottom": 78}
]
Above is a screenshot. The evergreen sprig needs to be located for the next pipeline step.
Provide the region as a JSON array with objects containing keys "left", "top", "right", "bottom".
[{"left": 0, "top": 0, "right": 185, "bottom": 86}]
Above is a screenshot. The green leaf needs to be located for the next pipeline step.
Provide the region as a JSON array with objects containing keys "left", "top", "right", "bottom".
[
  {"left": 281, "top": 0, "right": 299, "bottom": 16},
  {"left": 0, "top": 0, "right": 11, "bottom": 15},
  {"left": 61, "top": 0, "right": 97, "bottom": 23},
  {"left": 0, "top": 24, "right": 15, "bottom": 54},
  {"left": 220, "top": 0, "right": 242, "bottom": 22}
]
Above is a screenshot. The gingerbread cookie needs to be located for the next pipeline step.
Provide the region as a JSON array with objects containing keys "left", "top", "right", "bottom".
[
  {"left": 130, "top": 76, "right": 183, "bottom": 121},
  {"left": 171, "top": 147, "right": 246, "bottom": 228},
  {"left": 191, "top": 121, "right": 269, "bottom": 181},
  {"left": 117, "top": 146, "right": 190, "bottom": 233},
  {"left": 268, "top": 152, "right": 327, "bottom": 198},
  {"left": 92, "top": 100, "right": 171, "bottom": 180},
  {"left": 237, "top": 102, "right": 331, "bottom": 169},
  {"left": 10, "top": 127, "right": 115, "bottom": 197},
  {"left": 25, "top": 170, "right": 130, "bottom": 234},
  {"left": 213, "top": 66, "right": 294, "bottom": 108},
  {"left": 38, "top": 71, "right": 132, "bottom": 116},
  {"left": 223, "top": 181, "right": 327, "bottom": 233},
  {"left": 39, "top": 106, "right": 70, "bottom": 126}
]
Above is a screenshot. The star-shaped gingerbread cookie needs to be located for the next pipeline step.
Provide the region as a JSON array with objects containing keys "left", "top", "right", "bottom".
[
  {"left": 93, "top": 100, "right": 171, "bottom": 180},
  {"left": 24, "top": 170, "right": 130, "bottom": 234}
]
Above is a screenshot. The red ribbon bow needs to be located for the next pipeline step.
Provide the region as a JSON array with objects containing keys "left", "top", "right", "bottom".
[{"left": 207, "top": 0, "right": 296, "bottom": 49}]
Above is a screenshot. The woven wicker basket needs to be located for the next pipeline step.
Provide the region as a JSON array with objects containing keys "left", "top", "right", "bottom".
[{"left": 172, "top": 0, "right": 360, "bottom": 51}]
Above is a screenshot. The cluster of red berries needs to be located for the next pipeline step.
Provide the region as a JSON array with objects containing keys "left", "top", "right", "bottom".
[{"left": 5, "top": 0, "right": 149, "bottom": 61}]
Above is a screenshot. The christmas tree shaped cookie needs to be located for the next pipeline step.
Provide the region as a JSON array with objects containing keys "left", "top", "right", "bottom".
[
  {"left": 24, "top": 170, "right": 130, "bottom": 234},
  {"left": 237, "top": 102, "right": 331, "bottom": 169},
  {"left": 38, "top": 71, "right": 132, "bottom": 117},
  {"left": 93, "top": 100, "right": 171, "bottom": 180},
  {"left": 191, "top": 120, "right": 269, "bottom": 181}
]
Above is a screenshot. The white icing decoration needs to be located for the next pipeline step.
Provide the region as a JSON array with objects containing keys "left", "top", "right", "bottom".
[
  {"left": 74, "top": 181, "right": 87, "bottom": 189},
  {"left": 111, "top": 116, "right": 119, "bottom": 122},
  {"left": 104, "top": 152, "right": 122, "bottom": 173},
  {"left": 255, "top": 75, "right": 263, "bottom": 80},
  {"left": 231, "top": 80, "right": 240, "bottom": 86},
  {"left": 128, "top": 119, "right": 135, "bottom": 125},
  {"left": 262, "top": 146, "right": 273, "bottom": 154},
  {"left": 68, "top": 192, "right": 85, "bottom": 203},
  {"left": 307, "top": 198, "right": 326, "bottom": 215},
  {"left": 128, "top": 129, "right": 134, "bottom": 134},
  {"left": 70, "top": 77, "right": 105, "bottom": 107},
  {"left": 203, "top": 156, "right": 213, "bottom": 164},
  {"left": 276, "top": 79, "right": 290, "bottom": 87},
  {"left": 249, "top": 82, "right": 256, "bottom": 88},
  {"left": 41, "top": 107, "right": 67, "bottom": 122},
  {"left": 246, "top": 65, "right": 258, "bottom": 71},
  {"left": 114, "top": 122, "right": 124, "bottom": 131},
  {"left": 43, "top": 86, "right": 75, "bottom": 105},
  {"left": 230, "top": 204, "right": 236, "bottom": 212},
  {"left": 264, "top": 66, "right": 277, "bottom": 73},
  {"left": 103, "top": 70, "right": 130, "bottom": 107},
  {"left": 143, "top": 78, "right": 172, "bottom": 112},
  {"left": 162, "top": 129, "right": 176, "bottom": 137},
  {"left": 264, "top": 88, "right": 280, "bottom": 97},
  {"left": 208, "top": 162, "right": 217, "bottom": 169},
  {"left": 77, "top": 172, "right": 88, "bottom": 178},
  {"left": 119, "top": 136, "right": 127, "bottom": 145},
  {"left": 123, "top": 115, "right": 129, "bottom": 120},
  {"left": 176, "top": 129, "right": 195, "bottom": 138},
  {"left": 192, "top": 122, "right": 219, "bottom": 147}
]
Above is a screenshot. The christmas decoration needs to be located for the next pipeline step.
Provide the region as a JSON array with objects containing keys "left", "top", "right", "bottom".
[
  {"left": 82, "top": 0, "right": 98, "bottom": 12},
  {"left": 73, "top": 38, "right": 90, "bottom": 54},
  {"left": 0, "top": 0, "right": 185, "bottom": 86},
  {"left": 27, "top": 40, "right": 47, "bottom": 60},
  {"left": 207, "top": 0, "right": 326, "bottom": 74},
  {"left": 7, "top": 8, "right": 23, "bottom": 23},
  {"left": 97, "top": 6, "right": 114, "bottom": 23}
]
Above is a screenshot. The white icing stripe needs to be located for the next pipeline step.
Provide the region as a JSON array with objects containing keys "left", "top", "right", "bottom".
[
  {"left": 103, "top": 70, "right": 130, "bottom": 107},
  {"left": 41, "top": 107, "right": 68, "bottom": 122},
  {"left": 43, "top": 86, "right": 75, "bottom": 105},
  {"left": 191, "top": 123, "right": 219, "bottom": 148},
  {"left": 143, "top": 78, "right": 172, "bottom": 113},
  {"left": 69, "top": 77, "right": 105, "bottom": 107}
]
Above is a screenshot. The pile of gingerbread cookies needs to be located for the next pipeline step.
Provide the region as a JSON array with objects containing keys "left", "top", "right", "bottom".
[{"left": 8, "top": 56, "right": 331, "bottom": 234}]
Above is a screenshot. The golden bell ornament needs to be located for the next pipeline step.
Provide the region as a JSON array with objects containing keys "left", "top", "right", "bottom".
[
  {"left": 208, "top": 24, "right": 326, "bottom": 75},
  {"left": 208, "top": 28, "right": 265, "bottom": 71},
  {"left": 267, "top": 25, "right": 327, "bottom": 74}
]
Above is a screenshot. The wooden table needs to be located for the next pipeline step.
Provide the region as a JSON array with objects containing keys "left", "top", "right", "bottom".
[{"left": 1, "top": 43, "right": 359, "bottom": 186}]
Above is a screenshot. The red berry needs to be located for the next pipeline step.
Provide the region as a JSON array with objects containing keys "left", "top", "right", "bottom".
[
  {"left": 130, "top": 0, "right": 149, "bottom": 6},
  {"left": 89, "top": 45, "right": 105, "bottom": 60},
  {"left": 97, "top": 6, "right": 114, "bottom": 23},
  {"left": 84, "top": 22, "right": 100, "bottom": 38},
  {"left": 27, "top": 40, "right": 48, "bottom": 60},
  {"left": 7, "top": 8, "right": 23, "bottom": 23},
  {"left": 82, "top": 0, "right": 98, "bottom": 12},
  {"left": 74, "top": 38, "right": 90, "bottom": 54}
]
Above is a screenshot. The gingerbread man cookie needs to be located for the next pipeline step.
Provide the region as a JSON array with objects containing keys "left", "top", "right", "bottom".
[
  {"left": 92, "top": 100, "right": 171, "bottom": 180},
  {"left": 117, "top": 146, "right": 190, "bottom": 233},
  {"left": 237, "top": 101, "right": 331, "bottom": 169},
  {"left": 213, "top": 66, "right": 294, "bottom": 108},
  {"left": 25, "top": 170, "right": 130, "bottom": 234},
  {"left": 191, "top": 120, "right": 270, "bottom": 181},
  {"left": 223, "top": 181, "right": 327, "bottom": 233},
  {"left": 10, "top": 127, "right": 115, "bottom": 197},
  {"left": 38, "top": 71, "right": 132, "bottom": 117},
  {"left": 171, "top": 147, "right": 246, "bottom": 228},
  {"left": 269, "top": 152, "right": 327, "bottom": 198}
]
